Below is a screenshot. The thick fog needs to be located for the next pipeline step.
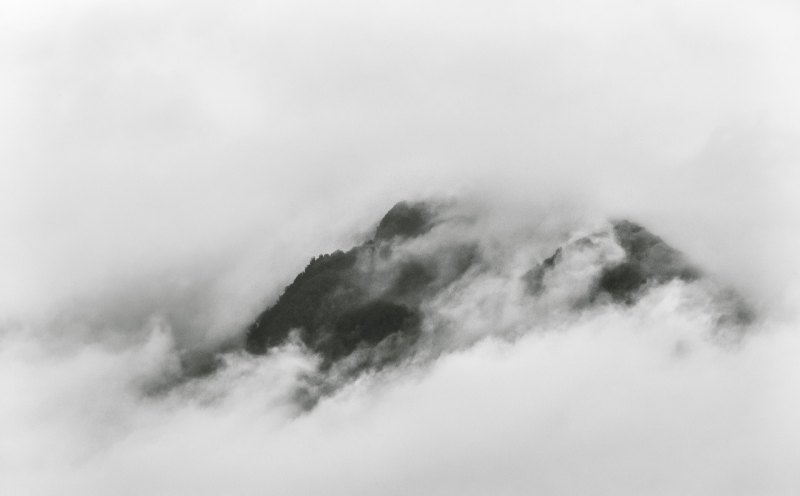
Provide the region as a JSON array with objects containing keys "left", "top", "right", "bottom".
[{"left": 2, "top": 0, "right": 800, "bottom": 494}]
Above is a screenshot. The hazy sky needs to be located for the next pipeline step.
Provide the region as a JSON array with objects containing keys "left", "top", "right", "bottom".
[{"left": 2, "top": 0, "right": 800, "bottom": 494}]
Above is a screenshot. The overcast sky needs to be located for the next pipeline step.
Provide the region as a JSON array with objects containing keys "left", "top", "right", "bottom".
[{"left": 2, "top": 0, "right": 800, "bottom": 494}]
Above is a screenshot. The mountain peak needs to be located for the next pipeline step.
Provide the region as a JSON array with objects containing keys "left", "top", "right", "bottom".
[
  {"left": 244, "top": 201, "right": 752, "bottom": 400},
  {"left": 373, "top": 201, "right": 435, "bottom": 241}
]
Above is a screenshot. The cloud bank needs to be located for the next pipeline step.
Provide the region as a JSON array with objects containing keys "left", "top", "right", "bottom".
[{"left": 1, "top": 0, "right": 800, "bottom": 494}]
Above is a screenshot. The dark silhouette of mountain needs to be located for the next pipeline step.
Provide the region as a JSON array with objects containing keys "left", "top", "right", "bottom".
[
  {"left": 596, "top": 220, "right": 702, "bottom": 303},
  {"left": 374, "top": 201, "right": 435, "bottom": 241},
  {"left": 245, "top": 201, "right": 752, "bottom": 381},
  {"left": 245, "top": 201, "right": 452, "bottom": 373},
  {"left": 524, "top": 220, "right": 702, "bottom": 303}
]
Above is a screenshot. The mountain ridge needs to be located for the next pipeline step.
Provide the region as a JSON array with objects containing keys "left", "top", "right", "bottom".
[{"left": 244, "top": 201, "right": 753, "bottom": 387}]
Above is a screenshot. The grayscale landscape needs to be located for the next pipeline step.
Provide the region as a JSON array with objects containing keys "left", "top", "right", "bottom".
[{"left": 2, "top": 1, "right": 799, "bottom": 494}]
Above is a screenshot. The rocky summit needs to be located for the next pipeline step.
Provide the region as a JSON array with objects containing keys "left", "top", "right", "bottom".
[
  {"left": 245, "top": 201, "right": 457, "bottom": 371},
  {"left": 245, "top": 201, "right": 752, "bottom": 380}
]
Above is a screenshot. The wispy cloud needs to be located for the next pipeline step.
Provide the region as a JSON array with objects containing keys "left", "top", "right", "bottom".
[{"left": 1, "top": 0, "right": 799, "bottom": 494}]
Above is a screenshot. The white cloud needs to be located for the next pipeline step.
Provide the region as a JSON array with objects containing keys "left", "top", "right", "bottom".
[
  {"left": 2, "top": 299, "right": 799, "bottom": 495},
  {"left": 1, "top": 0, "right": 800, "bottom": 494}
]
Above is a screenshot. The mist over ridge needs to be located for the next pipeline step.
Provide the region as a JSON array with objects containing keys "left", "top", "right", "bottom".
[
  {"left": 2, "top": 0, "right": 800, "bottom": 494},
  {"left": 238, "top": 199, "right": 753, "bottom": 404}
]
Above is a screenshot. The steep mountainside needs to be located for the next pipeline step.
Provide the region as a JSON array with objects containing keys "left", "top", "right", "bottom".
[{"left": 245, "top": 201, "right": 752, "bottom": 380}]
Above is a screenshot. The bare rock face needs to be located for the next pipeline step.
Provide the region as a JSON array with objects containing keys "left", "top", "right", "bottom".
[{"left": 245, "top": 201, "right": 752, "bottom": 381}]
